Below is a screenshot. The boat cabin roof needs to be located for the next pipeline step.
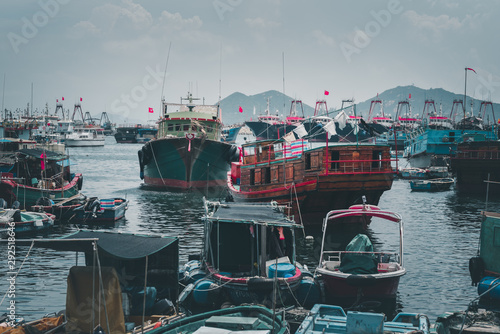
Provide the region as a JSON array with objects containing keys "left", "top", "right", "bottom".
[
  {"left": 18, "top": 148, "right": 68, "bottom": 161},
  {"left": 325, "top": 205, "right": 402, "bottom": 224},
  {"left": 203, "top": 200, "right": 302, "bottom": 229}
]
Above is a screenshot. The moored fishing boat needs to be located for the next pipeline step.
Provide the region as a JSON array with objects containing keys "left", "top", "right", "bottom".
[
  {"left": 0, "top": 148, "right": 83, "bottom": 209},
  {"left": 138, "top": 92, "right": 238, "bottom": 191},
  {"left": 64, "top": 126, "right": 106, "bottom": 147},
  {"left": 0, "top": 208, "right": 55, "bottom": 237},
  {"left": 30, "top": 193, "right": 88, "bottom": 221},
  {"left": 71, "top": 197, "right": 128, "bottom": 223},
  {"left": 409, "top": 177, "right": 454, "bottom": 192},
  {"left": 178, "top": 198, "right": 321, "bottom": 313},
  {"left": 296, "top": 304, "right": 430, "bottom": 334},
  {"left": 10, "top": 230, "right": 182, "bottom": 333},
  {"left": 227, "top": 138, "right": 394, "bottom": 224},
  {"left": 315, "top": 201, "right": 406, "bottom": 307},
  {"left": 450, "top": 140, "right": 500, "bottom": 193},
  {"left": 149, "top": 305, "right": 288, "bottom": 334}
]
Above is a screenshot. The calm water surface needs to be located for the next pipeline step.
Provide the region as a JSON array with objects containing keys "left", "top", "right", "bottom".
[{"left": 1, "top": 136, "right": 499, "bottom": 323}]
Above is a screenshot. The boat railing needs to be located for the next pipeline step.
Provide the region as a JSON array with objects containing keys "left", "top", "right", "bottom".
[
  {"left": 326, "top": 158, "right": 393, "bottom": 174},
  {"left": 322, "top": 250, "right": 400, "bottom": 270},
  {"left": 454, "top": 148, "right": 500, "bottom": 160}
]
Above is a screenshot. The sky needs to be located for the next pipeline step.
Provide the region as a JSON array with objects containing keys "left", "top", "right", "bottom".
[{"left": 1, "top": 0, "right": 499, "bottom": 124}]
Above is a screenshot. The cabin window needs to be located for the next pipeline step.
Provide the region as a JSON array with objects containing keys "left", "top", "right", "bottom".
[
  {"left": 305, "top": 153, "right": 311, "bottom": 170},
  {"left": 330, "top": 151, "right": 340, "bottom": 171},
  {"left": 249, "top": 169, "right": 255, "bottom": 185},
  {"left": 494, "top": 226, "right": 500, "bottom": 247},
  {"left": 449, "top": 132, "right": 455, "bottom": 142},
  {"left": 372, "top": 150, "right": 382, "bottom": 169},
  {"left": 175, "top": 124, "right": 181, "bottom": 131},
  {"left": 263, "top": 167, "right": 271, "bottom": 184},
  {"left": 207, "top": 127, "right": 213, "bottom": 133},
  {"left": 183, "top": 124, "right": 190, "bottom": 131},
  {"left": 192, "top": 125, "right": 197, "bottom": 131}
]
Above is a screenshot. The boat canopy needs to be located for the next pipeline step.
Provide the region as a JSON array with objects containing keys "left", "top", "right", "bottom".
[
  {"left": 18, "top": 148, "right": 68, "bottom": 161},
  {"left": 325, "top": 207, "right": 402, "bottom": 224},
  {"left": 204, "top": 200, "right": 302, "bottom": 229},
  {"left": 14, "top": 230, "right": 178, "bottom": 259}
]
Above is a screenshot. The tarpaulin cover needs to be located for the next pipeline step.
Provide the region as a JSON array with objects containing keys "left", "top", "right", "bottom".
[
  {"left": 66, "top": 266, "right": 125, "bottom": 334},
  {"left": 15, "top": 230, "right": 178, "bottom": 259},
  {"left": 339, "top": 234, "right": 378, "bottom": 274}
]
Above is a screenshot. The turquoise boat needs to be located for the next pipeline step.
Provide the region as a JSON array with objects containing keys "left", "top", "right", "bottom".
[
  {"left": 295, "top": 304, "right": 430, "bottom": 334},
  {"left": 149, "top": 305, "right": 288, "bottom": 334},
  {"left": 138, "top": 93, "right": 238, "bottom": 191},
  {"left": 409, "top": 177, "right": 454, "bottom": 192}
]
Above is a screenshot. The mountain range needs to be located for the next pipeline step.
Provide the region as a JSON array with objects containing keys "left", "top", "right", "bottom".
[{"left": 219, "top": 85, "right": 500, "bottom": 126}]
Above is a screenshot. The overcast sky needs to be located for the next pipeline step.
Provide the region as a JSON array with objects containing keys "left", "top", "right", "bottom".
[{"left": 1, "top": 0, "right": 499, "bottom": 123}]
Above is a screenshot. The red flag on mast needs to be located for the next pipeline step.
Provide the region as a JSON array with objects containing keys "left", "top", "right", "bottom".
[
  {"left": 148, "top": 107, "right": 154, "bottom": 113},
  {"left": 324, "top": 90, "right": 330, "bottom": 96},
  {"left": 62, "top": 97, "right": 64, "bottom": 101},
  {"left": 238, "top": 106, "right": 243, "bottom": 113},
  {"left": 466, "top": 67, "right": 477, "bottom": 74},
  {"left": 80, "top": 97, "right": 82, "bottom": 102}
]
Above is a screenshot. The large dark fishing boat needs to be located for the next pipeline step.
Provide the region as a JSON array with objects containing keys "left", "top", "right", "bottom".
[
  {"left": 227, "top": 139, "right": 394, "bottom": 224},
  {"left": 138, "top": 93, "right": 238, "bottom": 191}
]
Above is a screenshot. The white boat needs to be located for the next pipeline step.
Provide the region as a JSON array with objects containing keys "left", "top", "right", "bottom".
[{"left": 65, "top": 127, "right": 105, "bottom": 147}]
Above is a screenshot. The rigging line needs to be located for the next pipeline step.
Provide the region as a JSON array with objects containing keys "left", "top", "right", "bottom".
[
  {"left": 150, "top": 144, "right": 167, "bottom": 187},
  {"left": 95, "top": 245, "right": 111, "bottom": 333},
  {"left": 160, "top": 42, "right": 172, "bottom": 113},
  {"left": 292, "top": 183, "right": 306, "bottom": 238},
  {"left": 0, "top": 240, "right": 35, "bottom": 307}
]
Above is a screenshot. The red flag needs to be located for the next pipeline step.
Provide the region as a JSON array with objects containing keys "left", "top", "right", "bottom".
[
  {"left": 466, "top": 67, "right": 477, "bottom": 74},
  {"left": 409, "top": 93, "right": 411, "bottom": 99},
  {"left": 40, "top": 153, "right": 46, "bottom": 170},
  {"left": 62, "top": 97, "right": 64, "bottom": 101},
  {"left": 148, "top": 107, "right": 154, "bottom": 113},
  {"left": 80, "top": 97, "right": 82, "bottom": 102},
  {"left": 56, "top": 99, "right": 58, "bottom": 102},
  {"left": 238, "top": 106, "right": 243, "bottom": 113},
  {"left": 324, "top": 90, "right": 330, "bottom": 96}
]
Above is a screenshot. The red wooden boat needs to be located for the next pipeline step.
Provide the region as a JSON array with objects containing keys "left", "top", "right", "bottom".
[
  {"left": 227, "top": 139, "right": 395, "bottom": 225},
  {"left": 316, "top": 202, "right": 406, "bottom": 306}
]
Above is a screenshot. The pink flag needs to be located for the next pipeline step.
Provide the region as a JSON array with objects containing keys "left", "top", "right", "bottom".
[
  {"left": 80, "top": 97, "right": 82, "bottom": 102},
  {"left": 324, "top": 90, "right": 330, "bottom": 96},
  {"left": 148, "top": 107, "right": 154, "bottom": 113},
  {"left": 466, "top": 67, "right": 477, "bottom": 74},
  {"left": 62, "top": 97, "right": 64, "bottom": 101},
  {"left": 239, "top": 106, "right": 243, "bottom": 113},
  {"left": 56, "top": 99, "right": 58, "bottom": 102},
  {"left": 409, "top": 93, "right": 411, "bottom": 99}
]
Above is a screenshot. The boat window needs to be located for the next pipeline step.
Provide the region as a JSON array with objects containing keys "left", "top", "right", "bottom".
[
  {"left": 449, "top": 132, "right": 455, "bottom": 142},
  {"left": 192, "top": 125, "right": 197, "bottom": 131},
  {"left": 305, "top": 153, "right": 311, "bottom": 169},
  {"left": 263, "top": 167, "right": 271, "bottom": 184},
  {"left": 183, "top": 124, "right": 189, "bottom": 131},
  {"left": 330, "top": 151, "right": 340, "bottom": 171},
  {"left": 249, "top": 169, "right": 255, "bottom": 185},
  {"left": 372, "top": 151, "right": 382, "bottom": 169},
  {"left": 167, "top": 124, "right": 173, "bottom": 131},
  {"left": 175, "top": 124, "right": 181, "bottom": 131}
]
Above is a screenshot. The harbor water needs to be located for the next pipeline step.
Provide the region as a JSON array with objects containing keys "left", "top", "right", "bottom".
[{"left": 1, "top": 136, "right": 499, "bottom": 323}]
